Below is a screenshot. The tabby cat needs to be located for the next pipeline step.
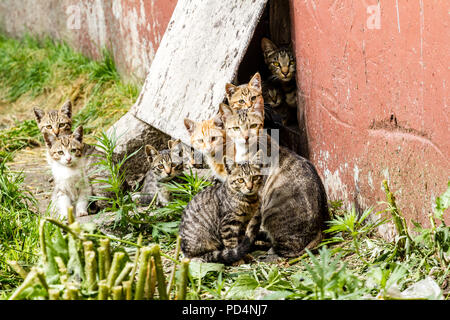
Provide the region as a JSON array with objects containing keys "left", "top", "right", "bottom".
[
  {"left": 225, "top": 72, "right": 262, "bottom": 110},
  {"left": 261, "top": 81, "right": 290, "bottom": 127},
  {"left": 261, "top": 37, "right": 297, "bottom": 110},
  {"left": 184, "top": 117, "right": 230, "bottom": 181},
  {"left": 137, "top": 139, "right": 185, "bottom": 205},
  {"left": 219, "top": 96, "right": 265, "bottom": 162},
  {"left": 179, "top": 151, "right": 264, "bottom": 264},
  {"left": 34, "top": 100, "right": 72, "bottom": 137},
  {"left": 43, "top": 126, "right": 92, "bottom": 219},
  {"left": 220, "top": 103, "right": 329, "bottom": 259}
]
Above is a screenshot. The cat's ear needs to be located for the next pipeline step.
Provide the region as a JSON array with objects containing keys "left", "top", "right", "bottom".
[
  {"left": 250, "top": 149, "right": 264, "bottom": 167},
  {"left": 251, "top": 96, "right": 265, "bottom": 118},
  {"left": 184, "top": 118, "right": 196, "bottom": 135},
  {"left": 168, "top": 139, "right": 181, "bottom": 149},
  {"left": 225, "top": 83, "right": 237, "bottom": 99},
  {"left": 145, "top": 145, "right": 158, "bottom": 162},
  {"left": 218, "top": 103, "right": 233, "bottom": 121},
  {"left": 213, "top": 113, "right": 224, "bottom": 129},
  {"left": 60, "top": 100, "right": 72, "bottom": 119},
  {"left": 222, "top": 156, "right": 235, "bottom": 175},
  {"left": 43, "top": 132, "right": 56, "bottom": 148},
  {"left": 72, "top": 126, "right": 83, "bottom": 143},
  {"left": 33, "top": 107, "right": 45, "bottom": 123},
  {"left": 261, "top": 37, "right": 277, "bottom": 55},
  {"left": 249, "top": 72, "right": 262, "bottom": 92}
]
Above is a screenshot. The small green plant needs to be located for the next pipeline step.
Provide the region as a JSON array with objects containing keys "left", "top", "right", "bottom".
[
  {"left": 90, "top": 130, "right": 140, "bottom": 228},
  {"left": 323, "top": 205, "right": 389, "bottom": 262},
  {"left": 0, "top": 159, "right": 40, "bottom": 294},
  {"left": 6, "top": 208, "right": 190, "bottom": 300},
  {"left": 291, "top": 247, "right": 366, "bottom": 300}
]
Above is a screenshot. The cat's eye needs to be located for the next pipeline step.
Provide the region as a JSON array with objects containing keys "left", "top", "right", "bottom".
[
  {"left": 253, "top": 176, "right": 261, "bottom": 181},
  {"left": 273, "top": 62, "right": 280, "bottom": 67},
  {"left": 58, "top": 151, "right": 64, "bottom": 155},
  {"left": 251, "top": 96, "right": 257, "bottom": 101},
  {"left": 211, "top": 137, "right": 217, "bottom": 142},
  {"left": 239, "top": 99, "right": 245, "bottom": 104},
  {"left": 232, "top": 127, "right": 240, "bottom": 131},
  {"left": 238, "top": 178, "right": 244, "bottom": 183},
  {"left": 71, "top": 148, "right": 77, "bottom": 153},
  {"left": 196, "top": 139, "right": 204, "bottom": 144},
  {"left": 250, "top": 124, "right": 258, "bottom": 129},
  {"left": 46, "top": 125, "right": 52, "bottom": 129},
  {"left": 289, "top": 60, "right": 295, "bottom": 65},
  {"left": 158, "top": 164, "right": 164, "bottom": 169},
  {"left": 59, "top": 123, "right": 66, "bottom": 128}
]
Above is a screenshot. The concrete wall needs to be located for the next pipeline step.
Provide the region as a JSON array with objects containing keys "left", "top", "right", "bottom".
[
  {"left": 290, "top": 0, "right": 449, "bottom": 233},
  {"left": 0, "top": 0, "right": 177, "bottom": 80}
]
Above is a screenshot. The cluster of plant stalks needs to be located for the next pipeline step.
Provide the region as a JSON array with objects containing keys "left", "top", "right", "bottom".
[{"left": 7, "top": 208, "right": 190, "bottom": 300}]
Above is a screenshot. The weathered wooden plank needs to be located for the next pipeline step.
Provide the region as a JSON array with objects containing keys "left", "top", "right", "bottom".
[{"left": 131, "top": 0, "right": 268, "bottom": 145}]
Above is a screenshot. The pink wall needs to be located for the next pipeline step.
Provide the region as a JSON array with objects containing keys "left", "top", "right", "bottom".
[
  {"left": 0, "top": 0, "right": 177, "bottom": 80},
  {"left": 290, "top": 0, "right": 449, "bottom": 232}
]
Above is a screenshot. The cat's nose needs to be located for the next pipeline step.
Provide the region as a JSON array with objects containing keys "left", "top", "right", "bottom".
[
  {"left": 281, "top": 67, "right": 289, "bottom": 76},
  {"left": 246, "top": 181, "right": 253, "bottom": 190},
  {"left": 53, "top": 128, "right": 59, "bottom": 135},
  {"left": 66, "top": 157, "right": 72, "bottom": 163},
  {"left": 165, "top": 167, "right": 171, "bottom": 174}
]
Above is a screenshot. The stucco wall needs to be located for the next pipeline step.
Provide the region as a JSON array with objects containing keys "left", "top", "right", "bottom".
[
  {"left": 290, "top": 0, "right": 449, "bottom": 232},
  {"left": 0, "top": 0, "right": 177, "bottom": 80}
]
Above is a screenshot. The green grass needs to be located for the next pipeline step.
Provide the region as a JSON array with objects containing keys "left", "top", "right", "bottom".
[{"left": 0, "top": 159, "right": 41, "bottom": 296}]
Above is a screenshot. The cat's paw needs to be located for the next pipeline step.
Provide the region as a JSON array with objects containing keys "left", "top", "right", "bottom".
[{"left": 76, "top": 211, "right": 89, "bottom": 217}]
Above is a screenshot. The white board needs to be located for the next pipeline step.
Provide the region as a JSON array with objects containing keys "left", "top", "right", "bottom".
[{"left": 130, "top": 0, "right": 268, "bottom": 146}]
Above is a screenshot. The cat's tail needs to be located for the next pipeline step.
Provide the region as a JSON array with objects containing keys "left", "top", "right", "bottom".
[{"left": 199, "top": 211, "right": 262, "bottom": 265}]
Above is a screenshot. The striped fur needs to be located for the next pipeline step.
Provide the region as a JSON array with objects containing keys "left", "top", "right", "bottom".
[
  {"left": 179, "top": 153, "right": 263, "bottom": 264},
  {"left": 34, "top": 100, "right": 72, "bottom": 137},
  {"left": 225, "top": 72, "right": 262, "bottom": 110}
]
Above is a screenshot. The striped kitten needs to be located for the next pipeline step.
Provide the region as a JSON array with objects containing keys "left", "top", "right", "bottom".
[
  {"left": 262, "top": 81, "right": 290, "bottom": 127},
  {"left": 138, "top": 139, "right": 185, "bottom": 205},
  {"left": 261, "top": 38, "right": 297, "bottom": 109},
  {"left": 221, "top": 105, "right": 328, "bottom": 259},
  {"left": 219, "top": 96, "right": 265, "bottom": 162},
  {"left": 179, "top": 151, "right": 264, "bottom": 264},
  {"left": 184, "top": 117, "right": 230, "bottom": 181},
  {"left": 34, "top": 100, "right": 72, "bottom": 137},
  {"left": 225, "top": 72, "right": 262, "bottom": 110},
  {"left": 43, "top": 126, "right": 92, "bottom": 219}
]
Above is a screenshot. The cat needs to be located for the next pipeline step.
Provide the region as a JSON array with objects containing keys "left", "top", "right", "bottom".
[
  {"left": 261, "top": 81, "right": 291, "bottom": 127},
  {"left": 34, "top": 100, "right": 73, "bottom": 138},
  {"left": 43, "top": 126, "right": 92, "bottom": 220},
  {"left": 220, "top": 102, "right": 329, "bottom": 259},
  {"left": 179, "top": 150, "right": 264, "bottom": 264},
  {"left": 218, "top": 96, "right": 265, "bottom": 162},
  {"left": 184, "top": 117, "right": 230, "bottom": 181},
  {"left": 261, "top": 37, "right": 297, "bottom": 110},
  {"left": 135, "top": 139, "right": 186, "bottom": 206},
  {"left": 225, "top": 72, "right": 263, "bottom": 110}
]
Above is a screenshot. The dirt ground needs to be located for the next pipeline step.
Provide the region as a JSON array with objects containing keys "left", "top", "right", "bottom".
[{"left": 8, "top": 146, "right": 53, "bottom": 214}]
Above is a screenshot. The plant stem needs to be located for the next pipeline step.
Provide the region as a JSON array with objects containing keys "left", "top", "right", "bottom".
[
  {"left": 134, "top": 247, "right": 152, "bottom": 300},
  {"left": 6, "top": 260, "right": 28, "bottom": 279},
  {"left": 176, "top": 258, "right": 190, "bottom": 300},
  {"left": 106, "top": 251, "right": 125, "bottom": 288},
  {"left": 166, "top": 236, "right": 181, "bottom": 298},
  {"left": 150, "top": 245, "right": 168, "bottom": 300}
]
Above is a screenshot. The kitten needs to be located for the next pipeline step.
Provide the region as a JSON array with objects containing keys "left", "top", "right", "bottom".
[
  {"left": 184, "top": 117, "right": 230, "bottom": 181},
  {"left": 43, "top": 126, "right": 92, "bottom": 220},
  {"left": 261, "top": 38, "right": 297, "bottom": 109},
  {"left": 34, "top": 100, "right": 72, "bottom": 137},
  {"left": 139, "top": 139, "right": 185, "bottom": 205},
  {"left": 179, "top": 151, "right": 264, "bottom": 264},
  {"left": 225, "top": 72, "right": 263, "bottom": 110},
  {"left": 219, "top": 97, "right": 265, "bottom": 162},
  {"left": 221, "top": 103, "right": 329, "bottom": 259},
  {"left": 262, "top": 81, "right": 290, "bottom": 127}
]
